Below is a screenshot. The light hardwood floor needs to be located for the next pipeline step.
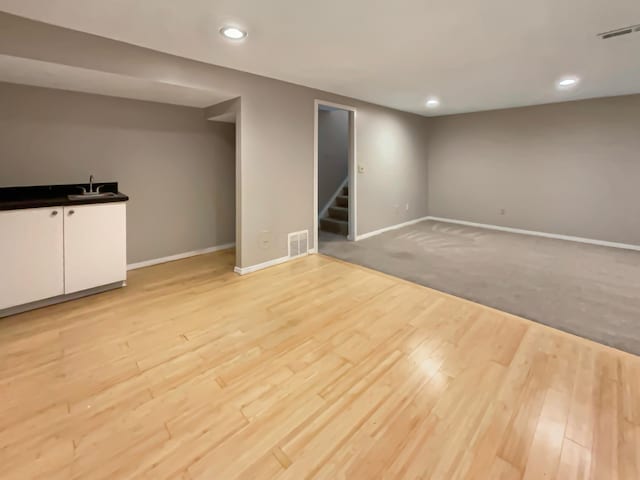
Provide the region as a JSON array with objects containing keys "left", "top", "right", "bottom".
[{"left": 1, "top": 249, "right": 639, "bottom": 479}]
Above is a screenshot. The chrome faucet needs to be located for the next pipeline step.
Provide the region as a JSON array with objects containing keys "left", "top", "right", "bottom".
[{"left": 69, "top": 174, "right": 112, "bottom": 199}]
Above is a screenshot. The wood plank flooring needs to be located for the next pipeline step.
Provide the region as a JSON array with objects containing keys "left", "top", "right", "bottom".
[{"left": 1, "top": 249, "right": 639, "bottom": 479}]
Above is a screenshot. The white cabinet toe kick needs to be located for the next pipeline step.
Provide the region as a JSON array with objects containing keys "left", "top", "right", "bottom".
[{"left": 0, "top": 202, "right": 127, "bottom": 317}]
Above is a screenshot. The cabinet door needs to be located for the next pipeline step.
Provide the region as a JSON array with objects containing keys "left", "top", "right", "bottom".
[
  {"left": 63, "top": 203, "right": 127, "bottom": 294},
  {"left": 0, "top": 207, "right": 64, "bottom": 310}
]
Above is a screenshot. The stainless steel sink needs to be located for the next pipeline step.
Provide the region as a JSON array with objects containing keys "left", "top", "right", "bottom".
[{"left": 67, "top": 192, "right": 118, "bottom": 200}]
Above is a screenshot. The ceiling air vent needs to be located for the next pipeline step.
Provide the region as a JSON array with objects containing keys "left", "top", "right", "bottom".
[
  {"left": 288, "top": 230, "right": 309, "bottom": 258},
  {"left": 598, "top": 24, "right": 640, "bottom": 39}
]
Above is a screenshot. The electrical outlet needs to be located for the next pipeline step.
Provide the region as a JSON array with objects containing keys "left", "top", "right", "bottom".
[
  {"left": 405, "top": 203, "right": 409, "bottom": 211},
  {"left": 259, "top": 230, "right": 271, "bottom": 249},
  {"left": 500, "top": 208, "right": 506, "bottom": 215}
]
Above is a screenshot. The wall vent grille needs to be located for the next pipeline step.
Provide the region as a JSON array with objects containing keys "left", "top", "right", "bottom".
[
  {"left": 288, "top": 230, "right": 309, "bottom": 258},
  {"left": 598, "top": 24, "right": 640, "bottom": 39}
]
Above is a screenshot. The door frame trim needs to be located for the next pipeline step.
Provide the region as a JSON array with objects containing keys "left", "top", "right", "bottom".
[{"left": 313, "top": 99, "right": 357, "bottom": 251}]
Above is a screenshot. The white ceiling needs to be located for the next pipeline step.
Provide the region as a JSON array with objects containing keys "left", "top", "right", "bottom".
[
  {"left": 1, "top": 0, "right": 639, "bottom": 116},
  {"left": 0, "top": 55, "right": 234, "bottom": 108}
]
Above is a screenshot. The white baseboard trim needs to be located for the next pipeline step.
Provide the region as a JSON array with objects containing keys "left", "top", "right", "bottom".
[
  {"left": 127, "top": 243, "right": 236, "bottom": 270},
  {"left": 356, "top": 216, "right": 431, "bottom": 241},
  {"left": 234, "top": 255, "right": 291, "bottom": 275},
  {"left": 427, "top": 216, "right": 640, "bottom": 252}
]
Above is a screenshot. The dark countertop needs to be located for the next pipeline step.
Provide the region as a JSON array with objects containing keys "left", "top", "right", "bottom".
[{"left": 0, "top": 182, "right": 129, "bottom": 211}]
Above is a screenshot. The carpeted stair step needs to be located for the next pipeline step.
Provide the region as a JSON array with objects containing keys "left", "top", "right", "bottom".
[
  {"left": 328, "top": 206, "right": 348, "bottom": 221},
  {"left": 335, "top": 195, "right": 348, "bottom": 208},
  {"left": 342, "top": 185, "right": 348, "bottom": 196},
  {"left": 320, "top": 217, "right": 349, "bottom": 236}
]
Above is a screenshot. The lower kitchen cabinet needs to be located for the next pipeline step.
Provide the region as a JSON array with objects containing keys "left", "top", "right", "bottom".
[
  {"left": 63, "top": 203, "right": 127, "bottom": 294},
  {"left": 0, "top": 202, "right": 127, "bottom": 313},
  {"left": 0, "top": 207, "right": 65, "bottom": 310}
]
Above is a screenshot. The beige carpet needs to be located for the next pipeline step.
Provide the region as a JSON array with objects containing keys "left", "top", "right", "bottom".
[{"left": 319, "top": 220, "right": 640, "bottom": 356}]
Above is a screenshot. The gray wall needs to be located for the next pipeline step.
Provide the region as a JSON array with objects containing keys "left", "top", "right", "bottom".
[
  {"left": 4, "top": 13, "right": 635, "bottom": 258},
  {"left": 0, "top": 82, "right": 236, "bottom": 263},
  {"left": 0, "top": 13, "right": 431, "bottom": 268},
  {"left": 357, "top": 103, "right": 430, "bottom": 233},
  {"left": 427, "top": 94, "right": 640, "bottom": 245},
  {"left": 318, "top": 109, "right": 348, "bottom": 213}
]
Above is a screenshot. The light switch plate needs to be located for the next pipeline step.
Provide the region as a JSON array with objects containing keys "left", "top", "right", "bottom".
[{"left": 358, "top": 164, "right": 365, "bottom": 173}]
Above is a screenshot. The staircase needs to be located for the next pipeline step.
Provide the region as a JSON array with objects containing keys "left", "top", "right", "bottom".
[{"left": 320, "top": 184, "right": 349, "bottom": 236}]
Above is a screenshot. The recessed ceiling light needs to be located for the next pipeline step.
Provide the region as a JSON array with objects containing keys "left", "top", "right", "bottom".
[
  {"left": 425, "top": 97, "right": 440, "bottom": 108},
  {"left": 556, "top": 76, "right": 580, "bottom": 89},
  {"left": 220, "top": 26, "right": 247, "bottom": 40}
]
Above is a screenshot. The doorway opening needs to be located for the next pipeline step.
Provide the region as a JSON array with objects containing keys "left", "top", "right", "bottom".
[
  {"left": 206, "top": 98, "right": 240, "bottom": 271},
  {"left": 314, "top": 100, "right": 356, "bottom": 252}
]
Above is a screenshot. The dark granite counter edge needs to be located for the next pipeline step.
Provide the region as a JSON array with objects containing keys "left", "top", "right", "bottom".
[
  {"left": 0, "top": 182, "right": 129, "bottom": 211},
  {"left": 0, "top": 194, "right": 129, "bottom": 211}
]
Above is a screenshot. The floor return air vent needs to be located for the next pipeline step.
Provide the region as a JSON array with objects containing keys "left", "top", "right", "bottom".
[{"left": 288, "top": 230, "right": 309, "bottom": 258}]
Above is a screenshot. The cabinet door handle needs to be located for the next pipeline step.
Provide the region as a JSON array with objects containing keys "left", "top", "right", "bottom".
[
  {"left": 51, "top": 210, "right": 59, "bottom": 216},
  {"left": 68, "top": 210, "right": 75, "bottom": 216}
]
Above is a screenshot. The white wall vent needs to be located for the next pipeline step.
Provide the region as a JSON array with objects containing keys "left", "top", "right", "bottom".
[{"left": 288, "top": 230, "right": 309, "bottom": 258}]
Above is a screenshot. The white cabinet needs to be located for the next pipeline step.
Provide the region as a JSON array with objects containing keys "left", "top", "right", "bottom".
[
  {"left": 0, "top": 202, "right": 127, "bottom": 313},
  {"left": 63, "top": 203, "right": 127, "bottom": 294},
  {"left": 0, "top": 207, "right": 64, "bottom": 309}
]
